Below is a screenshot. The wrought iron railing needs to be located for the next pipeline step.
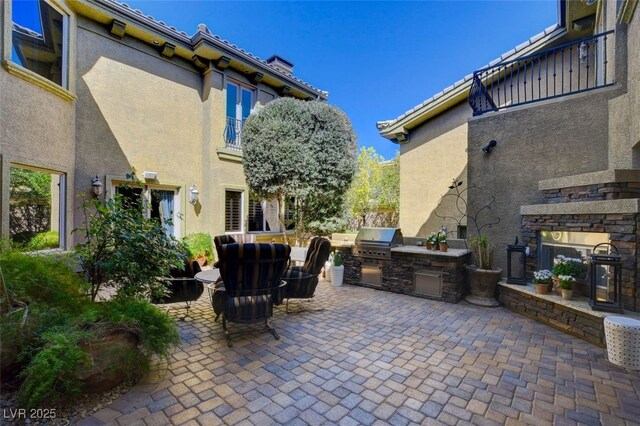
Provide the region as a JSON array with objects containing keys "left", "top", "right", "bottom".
[
  {"left": 224, "top": 117, "right": 244, "bottom": 150},
  {"left": 469, "top": 31, "right": 614, "bottom": 116}
]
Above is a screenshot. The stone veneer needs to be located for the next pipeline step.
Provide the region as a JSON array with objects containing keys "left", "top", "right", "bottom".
[
  {"left": 522, "top": 213, "right": 639, "bottom": 311},
  {"left": 499, "top": 283, "right": 607, "bottom": 347},
  {"left": 335, "top": 246, "right": 470, "bottom": 303},
  {"left": 542, "top": 182, "right": 640, "bottom": 203}
]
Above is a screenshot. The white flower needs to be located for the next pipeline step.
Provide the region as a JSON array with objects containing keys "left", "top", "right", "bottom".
[
  {"left": 557, "top": 275, "right": 576, "bottom": 282},
  {"left": 534, "top": 269, "right": 553, "bottom": 280}
]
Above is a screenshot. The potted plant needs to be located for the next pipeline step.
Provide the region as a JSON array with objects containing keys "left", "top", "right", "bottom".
[
  {"left": 551, "top": 255, "right": 584, "bottom": 294},
  {"left": 426, "top": 232, "right": 437, "bottom": 250},
  {"left": 533, "top": 269, "right": 552, "bottom": 294},
  {"left": 183, "top": 233, "right": 214, "bottom": 267},
  {"left": 465, "top": 235, "right": 502, "bottom": 307},
  {"left": 558, "top": 275, "right": 575, "bottom": 300},
  {"left": 331, "top": 252, "right": 345, "bottom": 287},
  {"left": 437, "top": 227, "right": 448, "bottom": 252}
]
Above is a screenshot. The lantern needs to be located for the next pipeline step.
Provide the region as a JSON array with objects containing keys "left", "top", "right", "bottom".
[
  {"left": 589, "top": 243, "right": 623, "bottom": 313},
  {"left": 507, "top": 237, "right": 528, "bottom": 285}
]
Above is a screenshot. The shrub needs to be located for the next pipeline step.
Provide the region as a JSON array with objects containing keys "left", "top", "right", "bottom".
[
  {"left": 552, "top": 255, "right": 584, "bottom": 277},
  {"left": 75, "top": 193, "right": 187, "bottom": 301},
  {"left": 0, "top": 250, "right": 88, "bottom": 312},
  {"left": 333, "top": 252, "right": 343, "bottom": 267},
  {"left": 27, "top": 231, "right": 60, "bottom": 251},
  {"left": 183, "top": 233, "right": 214, "bottom": 264}
]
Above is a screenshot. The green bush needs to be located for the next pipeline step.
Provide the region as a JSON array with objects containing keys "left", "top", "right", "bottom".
[
  {"left": 0, "top": 250, "right": 88, "bottom": 312},
  {"left": 183, "top": 233, "right": 214, "bottom": 264},
  {"left": 27, "top": 231, "right": 60, "bottom": 251}
]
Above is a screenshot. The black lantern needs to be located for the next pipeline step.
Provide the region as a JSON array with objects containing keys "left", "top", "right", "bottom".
[
  {"left": 507, "top": 237, "right": 528, "bottom": 285},
  {"left": 589, "top": 243, "right": 623, "bottom": 313}
]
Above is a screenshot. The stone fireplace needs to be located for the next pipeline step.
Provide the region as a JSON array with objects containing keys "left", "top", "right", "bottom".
[{"left": 520, "top": 170, "right": 640, "bottom": 312}]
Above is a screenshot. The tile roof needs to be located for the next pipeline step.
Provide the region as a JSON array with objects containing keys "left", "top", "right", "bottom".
[
  {"left": 95, "top": 0, "right": 328, "bottom": 99},
  {"left": 376, "top": 23, "right": 563, "bottom": 131}
]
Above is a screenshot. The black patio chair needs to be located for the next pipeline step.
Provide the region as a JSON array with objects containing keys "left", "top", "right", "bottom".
[
  {"left": 216, "top": 243, "right": 291, "bottom": 346},
  {"left": 152, "top": 260, "right": 204, "bottom": 319},
  {"left": 281, "top": 236, "right": 331, "bottom": 313}
]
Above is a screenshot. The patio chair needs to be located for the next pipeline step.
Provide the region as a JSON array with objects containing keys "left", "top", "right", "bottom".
[
  {"left": 281, "top": 236, "right": 331, "bottom": 313},
  {"left": 216, "top": 243, "right": 291, "bottom": 346},
  {"left": 152, "top": 260, "right": 204, "bottom": 319},
  {"left": 213, "top": 235, "right": 237, "bottom": 267}
]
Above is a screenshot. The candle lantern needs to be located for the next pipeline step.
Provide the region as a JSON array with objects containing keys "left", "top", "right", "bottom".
[
  {"left": 589, "top": 243, "right": 623, "bottom": 313},
  {"left": 507, "top": 237, "right": 528, "bottom": 285}
]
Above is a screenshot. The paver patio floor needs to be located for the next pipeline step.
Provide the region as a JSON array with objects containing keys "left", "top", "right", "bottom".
[{"left": 81, "top": 281, "right": 640, "bottom": 426}]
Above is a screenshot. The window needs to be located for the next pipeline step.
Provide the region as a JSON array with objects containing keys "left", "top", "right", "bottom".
[
  {"left": 224, "top": 81, "right": 254, "bottom": 149},
  {"left": 225, "top": 190, "right": 243, "bottom": 233},
  {"left": 115, "top": 185, "right": 180, "bottom": 238},
  {"left": 9, "top": 165, "right": 65, "bottom": 250},
  {"left": 10, "top": 0, "right": 69, "bottom": 88}
]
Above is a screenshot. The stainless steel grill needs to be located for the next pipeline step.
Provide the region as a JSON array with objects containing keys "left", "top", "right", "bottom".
[{"left": 352, "top": 227, "right": 403, "bottom": 260}]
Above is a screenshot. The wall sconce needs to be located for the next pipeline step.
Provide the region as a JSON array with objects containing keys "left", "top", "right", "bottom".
[
  {"left": 589, "top": 243, "right": 623, "bottom": 313},
  {"left": 91, "top": 175, "right": 103, "bottom": 197},
  {"left": 579, "top": 41, "right": 589, "bottom": 64},
  {"left": 143, "top": 171, "right": 158, "bottom": 180},
  {"left": 507, "top": 237, "right": 528, "bottom": 285},
  {"left": 189, "top": 185, "right": 199, "bottom": 205},
  {"left": 482, "top": 140, "right": 497, "bottom": 154}
]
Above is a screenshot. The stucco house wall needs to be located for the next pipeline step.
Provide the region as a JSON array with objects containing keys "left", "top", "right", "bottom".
[
  {"left": 467, "top": 88, "right": 616, "bottom": 272},
  {"left": 399, "top": 102, "right": 470, "bottom": 237}
]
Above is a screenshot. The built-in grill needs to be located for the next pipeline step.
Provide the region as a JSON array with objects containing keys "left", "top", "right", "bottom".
[{"left": 352, "top": 227, "right": 403, "bottom": 260}]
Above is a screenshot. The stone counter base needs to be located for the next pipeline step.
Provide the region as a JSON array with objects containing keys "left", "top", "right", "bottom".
[{"left": 499, "top": 283, "right": 606, "bottom": 346}]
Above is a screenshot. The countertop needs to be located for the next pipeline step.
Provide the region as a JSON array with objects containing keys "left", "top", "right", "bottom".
[{"left": 391, "top": 246, "right": 471, "bottom": 257}]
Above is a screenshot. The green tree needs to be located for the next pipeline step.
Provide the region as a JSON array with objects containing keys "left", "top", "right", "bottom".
[
  {"left": 242, "top": 98, "right": 357, "bottom": 241},
  {"left": 345, "top": 148, "right": 399, "bottom": 229}
]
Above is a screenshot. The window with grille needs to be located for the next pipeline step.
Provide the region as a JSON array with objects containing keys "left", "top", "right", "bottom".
[{"left": 225, "top": 190, "right": 242, "bottom": 232}]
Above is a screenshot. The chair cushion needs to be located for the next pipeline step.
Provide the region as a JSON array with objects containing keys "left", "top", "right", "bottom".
[
  {"left": 302, "top": 237, "right": 332, "bottom": 276},
  {"left": 282, "top": 268, "right": 316, "bottom": 299},
  {"left": 225, "top": 295, "right": 272, "bottom": 322}
]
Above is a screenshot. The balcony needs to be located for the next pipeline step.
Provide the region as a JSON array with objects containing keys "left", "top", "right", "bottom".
[
  {"left": 469, "top": 31, "right": 614, "bottom": 116},
  {"left": 224, "top": 116, "right": 244, "bottom": 150}
]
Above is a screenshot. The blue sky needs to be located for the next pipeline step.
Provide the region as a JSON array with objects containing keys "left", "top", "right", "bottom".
[{"left": 125, "top": 0, "right": 558, "bottom": 159}]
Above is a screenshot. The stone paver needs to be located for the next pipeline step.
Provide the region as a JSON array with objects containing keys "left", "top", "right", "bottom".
[{"left": 86, "top": 280, "right": 640, "bottom": 425}]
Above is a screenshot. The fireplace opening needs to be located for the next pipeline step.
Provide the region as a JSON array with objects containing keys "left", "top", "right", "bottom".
[{"left": 538, "top": 231, "right": 611, "bottom": 292}]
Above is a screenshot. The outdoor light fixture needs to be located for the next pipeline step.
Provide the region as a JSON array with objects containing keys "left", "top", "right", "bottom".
[
  {"left": 482, "top": 140, "right": 497, "bottom": 154},
  {"left": 579, "top": 41, "right": 589, "bottom": 64},
  {"left": 189, "top": 185, "right": 199, "bottom": 205},
  {"left": 589, "top": 243, "right": 624, "bottom": 313},
  {"left": 507, "top": 237, "right": 528, "bottom": 285},
  {"left": 142, "top": 171, "right": 158, "bottom": 180},
  {"left": 91, "top": 175, "right": 103, "bottom": 197}
]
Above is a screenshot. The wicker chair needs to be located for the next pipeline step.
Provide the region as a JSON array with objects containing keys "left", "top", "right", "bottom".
[
  {"left": 216, "top": 243, "right": 291, "bottom": 346},
  {"left": 152, "top": 260, "right": 204, "bottom": 318},
  {"left": 281, "top": 237, "right": 331, "bottom": 312}
]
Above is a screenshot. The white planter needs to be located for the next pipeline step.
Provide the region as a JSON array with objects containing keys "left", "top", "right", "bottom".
[
  {"left": 324, "top": 261, "right": 332, "bottom": 282},
  {"left": 332, "top": 265, "right": 344, "bottom": 287}
]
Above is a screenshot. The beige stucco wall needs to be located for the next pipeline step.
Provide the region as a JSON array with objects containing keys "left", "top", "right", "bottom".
[
  {"left": 467, "top": 88, "right": 614, "bottom": 273},
  {"left": 607, "top": 1, "right": 640, "bottom": 168},
  {"left": 0, "top": 63, "right": 76, "bottom": 248},
  {"left": 399, "top": 102, "right": 470, "bottom": 237}
]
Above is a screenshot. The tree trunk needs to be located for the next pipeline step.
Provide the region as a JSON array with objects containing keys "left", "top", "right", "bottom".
[{"left": 277, "top": 192, "right": 288, "bottom": 245}]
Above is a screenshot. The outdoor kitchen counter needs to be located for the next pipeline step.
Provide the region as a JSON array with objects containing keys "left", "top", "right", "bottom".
[{"left": 391, "top": 246, "right": 470, "bottom": 257}]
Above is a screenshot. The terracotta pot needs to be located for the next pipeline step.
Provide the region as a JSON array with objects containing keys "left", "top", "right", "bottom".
[
  {"left": 552, "top": 276, "right": 561, "bottom": 295},
  {"left": 439, "top": 242, "right": 448, "bottom": 252},
  {"left": 561, "top": 289, "right": 573, "bottom": 300},
  {"left": 425, "top": 242, "right": 433, "bottom": 250},
  {"left": 465, "top": 266, "right": 502, "bottom": 307},
  {"left": 535, "top": 283, "right": 550, "bottom": 294}
]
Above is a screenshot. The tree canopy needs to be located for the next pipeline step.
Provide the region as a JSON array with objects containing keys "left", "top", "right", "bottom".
[
  {"left": 242, "top": 98, "right": 357, "bottom": 238},
  {"left": 344, "top": 147, "right": 399, "bottom": 229}
]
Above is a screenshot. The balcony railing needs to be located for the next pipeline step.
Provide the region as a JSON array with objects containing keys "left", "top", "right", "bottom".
[
  {"left": 469, "top": 31, "right": 614, "bottom": 116},
  {"left": 224, "top": 117, "right": 244, "bottom": 150}
]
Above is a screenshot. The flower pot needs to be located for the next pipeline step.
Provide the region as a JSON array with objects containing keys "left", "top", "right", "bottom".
[
  {"left": 332, "top": 265, "right": 344, "bottom": 287},
  {"left": 439, "top": 242, "right": 448, "bottom": 252},
  {"left": 425, "top": 242, "right": 433, "bottom": 250},
  {"left": 324, "top": 261, "right": 332, "bottom": 282},
  {"left": 535, "top": 283, "right": 550, "bottom": 294},
  {"left": 465, "top": 266, "right": 502, "bottom": 307},
  {"left": 561, "top": 289, "right": 573, "bottom": 300},
  {"left": 552, "top": 276, "right": 561, "bottom": 295}
]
